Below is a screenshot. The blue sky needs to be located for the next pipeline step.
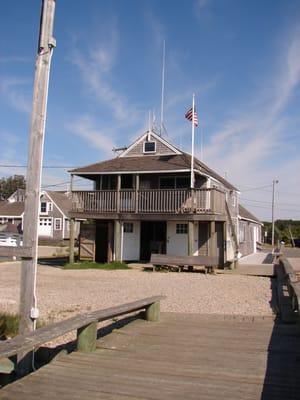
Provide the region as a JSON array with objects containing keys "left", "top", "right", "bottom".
[{"left": 0, "top": 0, "right": 300, "bottom": 221}]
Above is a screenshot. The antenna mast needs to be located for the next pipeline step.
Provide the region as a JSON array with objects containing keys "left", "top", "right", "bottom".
[{"left": 160, "top": 40, "right": 166, "bottom": 136}]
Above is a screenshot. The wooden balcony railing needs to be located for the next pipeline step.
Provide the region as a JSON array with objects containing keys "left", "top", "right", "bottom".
[{"left": 71, "top": 188, "right": 226, "bottom": 215}]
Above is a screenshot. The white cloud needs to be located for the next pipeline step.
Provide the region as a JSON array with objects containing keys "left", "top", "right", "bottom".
[
  {"left": 201, "top": 28, "right": 300, "bottom": 220},
  {"left": 66, "top": 116, "right": 116, "bottom": 157},
  {"left": 0, "top": 77, "right": 31, "bottom": 113},
  {"left": 0, "top": 56, "right": 30, "bottom": 64},
  {"left": 71, "top": 23, "right": 140, "bottom": 123},
  {"left": 194, "top": 0, "right": 211, "bottom": 17}
]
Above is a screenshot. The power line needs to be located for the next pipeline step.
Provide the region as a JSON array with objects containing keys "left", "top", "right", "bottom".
[
  {"left": 0, "top": 164, "right": 76, "bottom": 169},
  {"left": 242, "top": 202, "right": 300, "bottom": 213},
  {"left": 239, "top": 184, "right": 273, "bottom": 192},
  {"left": 241, "top": 198, "right": 300, "bottom": 207}
]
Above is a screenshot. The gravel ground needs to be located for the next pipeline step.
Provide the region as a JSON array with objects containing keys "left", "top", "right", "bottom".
[{"left": 0, "top": 262, "right": 274, "bottom": 321}]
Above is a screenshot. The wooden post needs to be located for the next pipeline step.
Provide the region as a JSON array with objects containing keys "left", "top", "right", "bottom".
[
  {"left": 210, "top": 221, "right": 217, "bottom": 257},
  {"left": 116, "top": 174, "right": 121, "bottom": 213},
  {"left": 18, "top": 0, "right": 56, "bottom": 373},
  {"left": 107, "top": 221, "right": 114, "bottom": 263},
  {"left": 135, "top": 174, "right": 139, "bottom": 213},
  {"left": 144, "top": 302, "right": 160, "bottom": 322},
  {"left": 69, "top": 175, "right": 75, "bottom": 263},
  {"left": 114, "top": 220, "right": 121, "bottom": 261},
  {"left": 188, "top": 221, "right": 194, "bottom": 256},
  {"left": 69, "top": 218, "right": 75, "bottom": 264},
  {"left": 223, "top": 221, "right": 227, "bottom": 267},
  {"left": 77, "top": 322, "right": 97, "bottom": 352}
]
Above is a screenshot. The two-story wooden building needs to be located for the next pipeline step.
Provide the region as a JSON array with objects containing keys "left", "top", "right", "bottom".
[{"left": 70, "top": 131, "right": 243, "bottom": 267}]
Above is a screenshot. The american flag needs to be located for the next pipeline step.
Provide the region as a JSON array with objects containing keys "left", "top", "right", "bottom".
[{"left": 185, "top": 106, "right": 198, "bottom": 127}]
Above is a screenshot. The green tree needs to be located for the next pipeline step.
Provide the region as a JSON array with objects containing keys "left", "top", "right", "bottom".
[{"left": 0, "top": 175, "right": 26, "bottom": 200}]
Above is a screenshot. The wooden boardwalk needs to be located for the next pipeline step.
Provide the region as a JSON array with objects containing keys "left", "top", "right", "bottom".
[{"left": 1, "top": 312, "right": 300, "bottom": 399}]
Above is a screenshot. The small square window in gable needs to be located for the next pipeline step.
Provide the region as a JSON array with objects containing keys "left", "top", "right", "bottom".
[{"left": 143, "top": 141, "right": 156, "bottom": 153}]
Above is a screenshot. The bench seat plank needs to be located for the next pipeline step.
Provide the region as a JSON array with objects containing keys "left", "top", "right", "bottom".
[
  {"left": 150, "top": 254, "right": 218, "bottom": 267},
  {"left": 0, "top": 296, "right": 165, "bottom": 359}
]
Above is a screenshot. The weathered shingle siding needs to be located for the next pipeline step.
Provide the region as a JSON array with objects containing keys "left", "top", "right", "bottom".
[
  {"left": 124, "top": 134, "right": 176, "bottom": 157},
  {"left": 239, "top": 220, "right": 262, "bottom": 256}
]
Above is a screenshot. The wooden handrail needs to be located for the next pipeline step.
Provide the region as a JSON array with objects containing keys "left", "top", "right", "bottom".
[
  {"left": 281, "top": 258, "right": 300, "bottom": 315},
  {"left": 72, "top": 188, "right": 226, "bottom": 215},
  {"left": 0, "top": 246, "right": 33, "bottom": 259},
  {"left": 0, "top": 296, "right": 165, "bottom": 359}
]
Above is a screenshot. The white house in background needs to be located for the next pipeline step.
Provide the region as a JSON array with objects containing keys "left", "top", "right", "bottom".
[
  {"left": 238, "top": 205, "right": 263, "bottom": 256},
  {"left": 0, "top": 190, "right": 79, "bottom": 241}
]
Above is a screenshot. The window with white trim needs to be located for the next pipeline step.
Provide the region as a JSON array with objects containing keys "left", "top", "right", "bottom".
[
  {"left": 48, "top": 202, "right": 53, "bottom": 212},
  {"left": 143, "top": 141, "right": 156, "bottom": 153},
  {"left": 176, "top": 223, "right": 188, "bottom": 234},
  {"left": 123, "top": 222, "right": 133, "bottom": 233},
  {"left": 54, "top": 218, "right": 62, "bottom": 230}
]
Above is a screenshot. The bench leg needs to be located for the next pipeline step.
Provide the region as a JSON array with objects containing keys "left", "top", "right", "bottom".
[
  {"left": 144, "top": 301, "right": 160, "bottom": 322},
  {"left": 77, "top": 322, "right": 97, "bottom": 352}
]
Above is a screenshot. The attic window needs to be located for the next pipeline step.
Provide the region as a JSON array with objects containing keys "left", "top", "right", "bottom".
[{"left": 143, "top": 141, "right": 156, "bottom": 153}]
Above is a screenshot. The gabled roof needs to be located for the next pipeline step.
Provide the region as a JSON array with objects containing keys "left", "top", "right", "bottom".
[
  {"left": 0, "top": 192, "right": 72, "bottom": 218},
  {"left": 44, "top": 191, "right": 72, "bottom": 217},
  {"left": 70, "top": 152, "right": 238, "bottom": 191},
  {"left": 0, "top": 201, "right": 24, "bottom": 217},
  {"left": 239, "top": 204, "right": 262, "bottom": 224},
  {"left": 120, "top": 131, "right": 182, "bottom": 157},
  {"left": 7, "top": 188, "right": 25, "bottom": 203}
]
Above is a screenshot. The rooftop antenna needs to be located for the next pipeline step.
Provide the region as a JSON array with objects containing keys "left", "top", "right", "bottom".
[
  {"left": 148, "top": 110, "right": 151, "bottom": 141},
  {"left": 160, "top": 40, "right": 166, "bottom": 137}
]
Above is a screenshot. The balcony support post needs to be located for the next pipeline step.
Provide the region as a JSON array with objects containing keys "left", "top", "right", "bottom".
[
  {"left": 210, "top": 221, "right": 217, "bottom": 258},
  {"left": 188, "top": 221, "right": 194, "bottom": 256},
  {"left": 107, "top": 221, "right": 114, "bottom": 263},
  {"left": 69, "top": 174, "right": 75, "bottom": 264},
  {"left": 135, "top": 174, "right": 139, "bottom": 213},
  {"left": 116, "top": 175, "right": 121, "bottom": 213},
  {"left": 114, "top": 220, "right": 121, "bottom": 261}
]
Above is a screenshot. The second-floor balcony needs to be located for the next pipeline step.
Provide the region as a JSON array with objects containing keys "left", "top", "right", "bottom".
[{"left": 71, "top": 188, "right": 226, "bottom": 215}]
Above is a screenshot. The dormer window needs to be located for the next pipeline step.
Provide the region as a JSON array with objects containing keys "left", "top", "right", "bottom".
[{"left": 143, "top": 141, "right": 156, "bottom": 153}]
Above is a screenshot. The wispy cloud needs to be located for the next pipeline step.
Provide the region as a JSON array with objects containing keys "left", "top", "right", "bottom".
[
  {"left": 0, "top": 131, "right": 27, "bottom": 178},
  {"left": 194, "top": 0, "right": 211, "bottom": 17},
  {"left": 66, "top": 115, "right": 116, "bottom": 157},
  {"left": 0, "top": 56, "right": 30, "bottom": 64},
  {"left": 70, "top": 23, "right": 140, "bottom": 123},
  {"left": 200, "top": 27, "right": 300, "bottom": 219},
  {"left": 0, "top": 76, "right": 31, "bottom": 113}
]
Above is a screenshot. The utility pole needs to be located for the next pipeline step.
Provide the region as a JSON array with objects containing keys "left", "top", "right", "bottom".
[
  {"left": 271, "top": 179, "right": 278, "bottom": 247},
  {"left": 18, "top": 0, "right": 56, "bottom": 371}
]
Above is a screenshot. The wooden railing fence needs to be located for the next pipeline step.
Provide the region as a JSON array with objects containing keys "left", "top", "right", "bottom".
[{"left": 72, "top": 188, "right": 226, "bottom": 215}]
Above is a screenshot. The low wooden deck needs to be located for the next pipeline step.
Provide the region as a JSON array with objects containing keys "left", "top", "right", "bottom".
[{"left": 1, "top": 312, "right": 300, "bottom": 399}]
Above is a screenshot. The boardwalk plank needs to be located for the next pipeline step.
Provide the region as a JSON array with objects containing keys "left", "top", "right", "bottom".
[{"left": 1, "top": 312, "right": 300, "bottom": 400}]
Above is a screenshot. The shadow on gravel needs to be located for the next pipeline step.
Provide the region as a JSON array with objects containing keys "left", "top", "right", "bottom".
[
  {"left": 260, "top": 263, "right": 300, "bottom": 400},
  {"left": 37, "top": 257, "right": 68, "bottom": 267}
]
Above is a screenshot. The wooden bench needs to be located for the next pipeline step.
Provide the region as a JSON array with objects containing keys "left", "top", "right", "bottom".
[
  {"left": 150, "top": 254, "right": 219, "bottom": 273},
  {"left": 281, "top": 258, "right": 300, "bottom": 315},
  {"left": 0, "top": 296, "right": 165, "bottom": 376}
]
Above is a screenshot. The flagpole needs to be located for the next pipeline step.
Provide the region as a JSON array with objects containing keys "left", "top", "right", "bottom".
[{"left": 190, "top": 94, "right": 195, "bottom": 189}]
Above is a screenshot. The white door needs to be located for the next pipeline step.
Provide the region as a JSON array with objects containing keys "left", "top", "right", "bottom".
[{"left": 38, "top": 217, "right": 53, "bottom": 237}]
